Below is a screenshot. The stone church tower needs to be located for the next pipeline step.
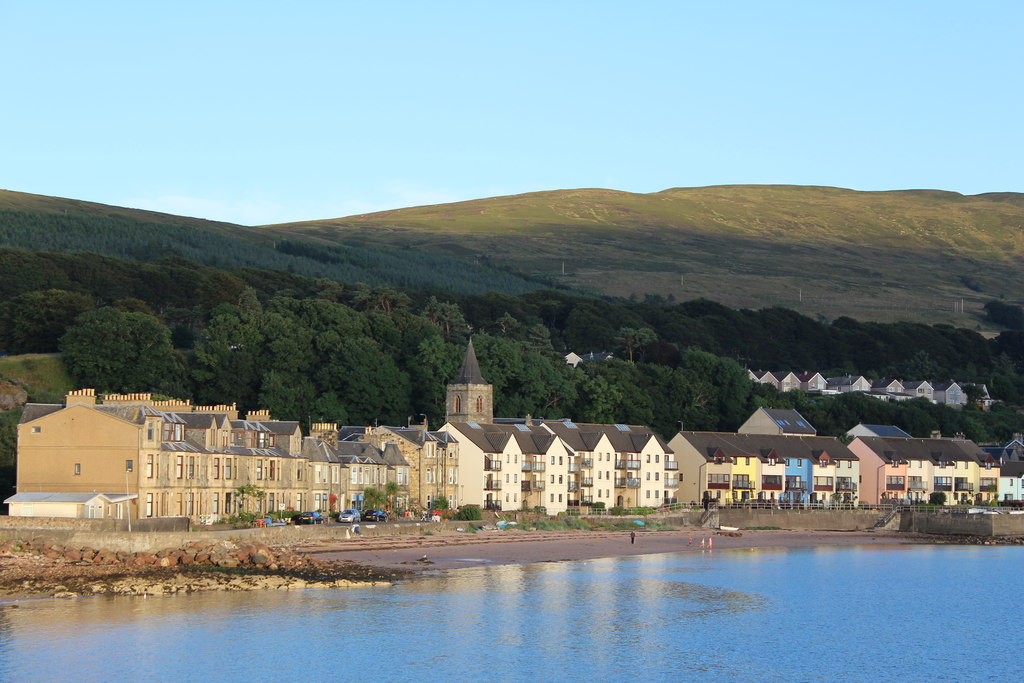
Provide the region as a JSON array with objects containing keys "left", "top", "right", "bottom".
[{"left": 445, "top": 339, "right": 493, "bottom": 424}]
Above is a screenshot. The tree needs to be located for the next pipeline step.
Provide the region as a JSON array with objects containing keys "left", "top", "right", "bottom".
[
  {"left": 616, "top": 327, "right": 657, "bottom": 363},
  {"left": 60, "top": 308, "right": 185, "bottom": 394},
  {"left": 235, "top": 484, "right": 266, "bottom": 516},
  {"left": 432, "top": 495, "right": 450, "bottom": 510},
  {"left": 929, "top": 491, "right": 946, "bottom": 506},
  {"left": 362, "top": 486, "right": 386, "bottom": 511},
  {"left": 0, "top": 289, "right": 94, "bottom": 354},
  {"left": 385, "top": 481, "right": 401, "bottom": 513}
]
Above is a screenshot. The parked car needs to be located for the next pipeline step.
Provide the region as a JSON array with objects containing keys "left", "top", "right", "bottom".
[
  {"left": 293, "top": 511, "right": 325, "bottom": 525},
  {"left": 337, "top": 509, "right": 361, "bottom": 523},
  {"left": 361, "top": 509, "right": 387, "bottom": 522}
]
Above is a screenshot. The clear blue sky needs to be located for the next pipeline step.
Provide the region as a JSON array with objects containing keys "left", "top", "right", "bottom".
[{"left": 3, "top": 1, "right": 1021, "bottom": 225}]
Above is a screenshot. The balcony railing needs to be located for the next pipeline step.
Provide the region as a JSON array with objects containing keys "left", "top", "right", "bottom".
[
  {"left": 885, "top": 483, "right": 905, "bottom": 491},
  {"left": 980, "top": 484, "right": 997, "bottom": 492},
  {"left": 665, "top": 477, "right": 679, "bottom": 487},
  {"left": 837, "top": 481, "right": 857, "bottom": 491},
  {"left": 615, "top": 478, "right": 641, "bottom": 488},
  {"left": 664, "top": 461, "right": 679, "bottom": 471},
  {"left": 484, "top": 458, "right": 502, "bottom": 471},
  {"left": 908, "top": 481, "right": 927, "bottom": 491},
  {"left": 616, "top": 459, "right": 641, "bottom": 470},
  {"left": 568, "top": 463, "right": 580, "bottom": 473},
  {"left": 955, "top": 482, "right": 974, "bottom": 492},
  {"left": 785, "top": 482, "right": 806, "bottom": 491},
  {"left": 934, "top": 483, "right": 952, "bottom": 491},
  {"left": 568, "top": 482, "right": 579, "bottom": 492},
  {"left": 732, "top": 479, "right": 754, "bottom": 490},
  {"left": 484, "top": 480, "right": 502, "bottom": 491},
  {"left": 580, "top": 458, "right": 593, "bottom": 468},
  {"left": 580, "top": 496, "right": 594, "bottom": 505},
  {"left": 522, "top": 481, "right": 545, "bottom": 492},
  {"left": 813, "top": 484, "right": 834, "bottom": 492},
  {"left": 484, "top": 500, "right": 502, "bottom": 510},
  {"left": 522, "top": 462, "right": 546, "bottom": 472},
  {"left": 707, "top": 482, "right": 730, "bottom": 490},
  {"left": 581, "top": 477, "right": 593, "bottom": 487},
  {"left": 761, "top": 478, "right": 783, "bottom": 491}
]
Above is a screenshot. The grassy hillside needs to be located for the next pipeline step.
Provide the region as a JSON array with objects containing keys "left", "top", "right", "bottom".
[
  {"left": 268, "top": 185, "right": 1024, "bottom": 325},
  {"left": 0, "top": 354, "right": 72, "bottom": 404}
]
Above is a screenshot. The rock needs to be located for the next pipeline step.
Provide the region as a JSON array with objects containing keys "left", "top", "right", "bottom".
[
  {"left": 63, "top": 549, "right": 83, "bottom": 562},
  {"left": 217, "top": 558, "right": 240, "bottom": 569},
  {"left": 53, "top": 591, "right": 77, "bottom": 599}
]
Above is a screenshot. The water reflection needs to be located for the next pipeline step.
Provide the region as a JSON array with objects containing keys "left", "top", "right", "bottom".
[{"left": 0, "top": 545, "right": 1020, "bottom": 681}]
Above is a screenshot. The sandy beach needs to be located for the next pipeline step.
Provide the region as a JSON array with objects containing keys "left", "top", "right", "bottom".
[{"left": 307, "top": 527, "right": 927, "bottom": 572}]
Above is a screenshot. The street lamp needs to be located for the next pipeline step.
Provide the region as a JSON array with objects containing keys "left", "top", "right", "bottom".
[{"left": 125, "top": 465, "right": 132, "bottom": 533}]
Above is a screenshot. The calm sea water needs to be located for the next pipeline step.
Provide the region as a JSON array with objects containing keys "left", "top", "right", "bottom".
[{"left": 0, "top": 544, "right": 1018, "bottom": 682}]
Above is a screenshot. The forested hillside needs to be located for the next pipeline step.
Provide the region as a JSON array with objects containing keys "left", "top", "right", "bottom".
[
  {"left": 3, "top": 245, "right": 1024, "bottom": 442},
  {"left": 0, "top": 209, "right": 543, "bottom": 295}
]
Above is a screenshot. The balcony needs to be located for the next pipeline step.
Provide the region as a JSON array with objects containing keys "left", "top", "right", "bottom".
[
  {"left": 980, "top": 483, "right": 997, "bottom": 492},
  {"left": 484, "top": 500, "right": 502, "bottom": 510},
  {"left": 580, "top": 496, "right": 594, "bottom": 505},
  {"left": 785, "top": 481, "right": 806, "bottom": 491},
  {"left": 707, "top": 481, "right": 730, "bottom": 490},
  {"left": 954, "top": 482, "right": 974, "bottom": 492},
  {"left": 885, "top": 483, "right": 905, "bottom": 491},
  {"left": 522, "top": 481, "right": 545, "bottom": 492},
  {"left": 615, "top": 478, "right": 641, "bottom": 488},
  {"left": 568, "top": 482, "right": 579, "bottom": 492},
  {"left": 522, "top": 462, "right": 546, "bottom": 473},
  {"left": 664, "top": 461, "right": 679, "bottom": 471},
  {"left": 567, "top": 463, "right": 580, "bottom": 473},
  {"left": 615, "top": 459, "right": 641, "bottom": 470},
  {"left": 665, "top": 477, "right": 679, "bottom": 487},
  {"left": 732, "top": 479, "right": 754, "bottom": 490},
  {"left": 484, "top": 480, "right": 502, "bottom": 491},
  {"left": 761, "top": 477, "right": 783, "bottom": 491},
  {"left": 837, "top": 481, "right": 857, "bottom": 491},
  {"left": 580, "top": 458, "right": 593, "bottom": 468},
  {"left": 908, "top": 481, "right": 927, "bottom": 491},
  {"left": 934, "top": 483, "right": 952, "bottom": 491},
  {"left": 814, "top": 484, "right": 834, "bottom": 492},
  {"left": 484, "top": 458, "right": 502, "bottom": 472},
  {"left": 581, "top": 477, "right": 593, "bottom": 487}
]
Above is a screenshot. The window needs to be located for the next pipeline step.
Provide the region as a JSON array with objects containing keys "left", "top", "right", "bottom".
[
  {"left": 269, "top": 460, "right": 276, "bottom": 480},
  {"left": 188, "top": 456, "right": 195, "bottom": 479},
  {"left": 225, "top": 458, "right": 232, "bottom": 479},
  {"left": 655, "top": 472, "right": 660, "bottom": 481},
  {"left": 256, "top": 460, "right": 263, "bottom": 480},
  {"left": 558, "top": 475, "right": 563, "bottom": 484},
  {"left": 225, "top": 492, "right": 233, "bottom": 512},
  {"left": 551, "top": 475, "right": 555, "bottom": 484},
  {"left": 745, "top": 457, "right": 750, "bottom": 466},
  {"left": 454, "top": 396, "right": 461, "bottom": 413},
  {"left": 213, "top": 458, "right": 220, "bottom": 479},
  {"left": 551, "top": 456, "right": 555, "bottom": 465},
  {"left": 126, "top": 459, "right": 134, "bottom": 473},
  {"left": 655, "top": 455, "right": 660, "bottom": 463},
  {"left": 297, "top": 463, "right": 303, "bottom": 480},
  {"left": 213, "top": 493, "right": 220, "bottom": 515},
  {"left": 797, "top": 459, "right": 803, "bottom": 467},
  {"left": 31, "top": 426, "right": 40, "bottom": 434},
  {"left": 146, "top": 455, "right": 154, "bottom": 478},
  {"left": 476, "top": 396, "right": 483, "bottom": 412},
  {"left": 175, "top": 456, "right": 183, "bottom": 479}
]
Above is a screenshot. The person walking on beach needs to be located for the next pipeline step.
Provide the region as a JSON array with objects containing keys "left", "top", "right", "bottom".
[{"left": 630, "top": 530, "right": 636, "bottom": 545}]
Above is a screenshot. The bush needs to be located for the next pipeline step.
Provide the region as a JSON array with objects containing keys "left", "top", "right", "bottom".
[
  {"left": 609, "top": 506, "right": 626, "bottom": 516},
  {"left": 453, "top": 505, "right": 482, "bottom": 521},
  {"left": 590, "top": 501, "right": 606, "bottom": 510},
  {"left": 929, "top": 492, "right": 947, "bottom": 506}
]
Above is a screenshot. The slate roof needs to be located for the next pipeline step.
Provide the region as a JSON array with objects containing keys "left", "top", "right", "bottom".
[
  {"left": 759, "top": 408, "right": 816, "bottom": 435},
  {"left": 678, "top": 432, "right": 858, "bottom": 462},
  {"left": 4, "top": 492, "right": 135, "bottom": 504},
  {"left": 1001, "top": 461, "right": 1024, "bottom": 478},
  {"left": 540, "top": 419, "right": 672, "bottom": 454},
  {"left": 854, "top": 424, "right": 913, "bottom": 438},
  {"left": 453, "top": 339, "right": 487, "bottom": 385},
  {"left": 855, "top": 437, "right": 986, "bottom": 465},
  {"left": 19, "top": 403, "right": 64, "bottom": 424}
]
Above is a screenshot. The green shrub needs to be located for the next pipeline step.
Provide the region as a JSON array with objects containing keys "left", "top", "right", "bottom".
[
  {"left": 453, "top": 505, "right": 483, "bottom": 521},
  {"left": 609, "top": 506, "right": 626, "bottom": 516},
  {"left": 591, "top": 502, "right": 606, "bottom": 510},
  {"left": 929, "top": 492, "right": 947, "bottom": 506}
]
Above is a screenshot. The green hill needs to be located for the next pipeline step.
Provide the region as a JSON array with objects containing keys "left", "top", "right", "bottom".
[{"left": 267, "top": 185, "right": 1024, "bottom": 325}]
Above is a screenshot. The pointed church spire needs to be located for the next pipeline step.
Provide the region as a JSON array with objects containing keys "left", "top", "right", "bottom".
[{"left": 455, "top": 338, "right": 487, "bottom": 385}]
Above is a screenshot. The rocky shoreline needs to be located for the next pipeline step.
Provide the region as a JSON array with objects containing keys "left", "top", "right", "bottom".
[{"left": 0, "top": 538, "right": 409, "bottom": 599}]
